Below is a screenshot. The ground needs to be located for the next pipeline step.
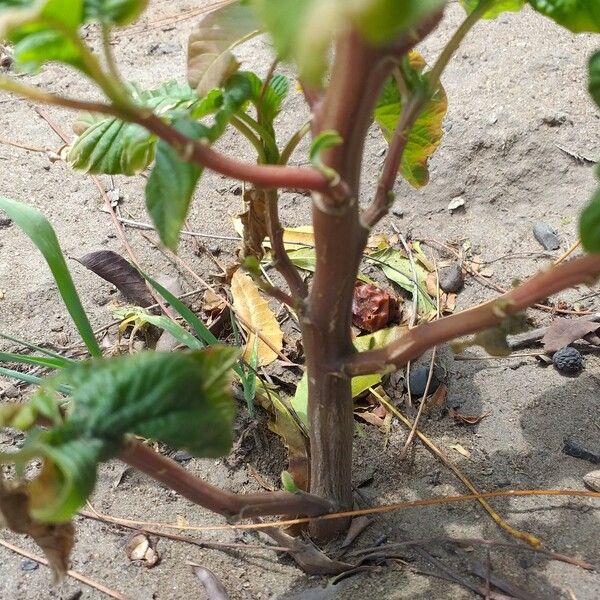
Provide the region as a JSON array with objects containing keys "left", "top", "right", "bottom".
[{"left": 1, "top": 1, "right": 600, "bottom": 599}]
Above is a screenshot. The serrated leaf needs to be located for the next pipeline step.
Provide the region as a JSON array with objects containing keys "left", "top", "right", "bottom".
[
  {"left": 0, "top": 0, "right": 86, "bottom": 73},
  {"left": 259, "top": 74, "right": 289, "bottom": 126},
  {"left": 187, "top": 2, "right": 260, "bottom": 96},
  {"left": 230, "top": 270, "right": 283, "bottom": 366},
  {"left": 527, "top": 0, "right": 600, "bottom": 33},
  {"left": 69, "top": 81, "right": 199, "bottom": 176},
  {"left": 589, "top": 50, "right": 600, "bottom": 108},
  {"left": 145, "top": 119, "right": 208, "bottom": 250},
  {"left": 580, "top": 188, "right": 600, "bottom": 252},
  {"left": 460, "top": 0, "right": 525, "bottom": 18},
  {"left": 368, "top": 247, "right": 436, "bottom": 315},
  {"left": 374, "top": 52, "right": 447, "bottom": 188},
  {"left": 0, "top": 197, "right": 100, "bottom": 356}
]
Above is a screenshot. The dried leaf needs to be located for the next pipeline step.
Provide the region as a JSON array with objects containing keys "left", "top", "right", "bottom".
[
  {"left": 256, "top": 385, "right": 309, "bottom": 491},
  {"left": 231, "top": 270, "right": 283, "bottom": 366},
  {"left": 542, "top": 318, "right": 600, "bottom": 353},
  {"left": 126, "top": 532, "right": 160, "bottom": 567},
  {"left": 449, "top": 443, "right": 471, "bottom": 458},
  {"left": 352, "top": 281, "right": 401, "bottom": 332},
  {"left": 355, "top": 411, "right": 386, "bottom": 428},
  {"left": 76, "top": 250, "right": 153, "bottom": 307},
  {"left": 0, "top": 479, "right": 74, "bottom": 580},
  {"left": 239, "top": 187, "right": 268, "bottom": 260},
  {"left": 202, "top": 289, "right": 226, "bottom": 315},
  {"left": 479, "top": 267, "right": 494, "bottom": 278},
  {"left": 192, "top": 565, "right": 230, "bottom": 600},
  {"left": 449, "top": 408, "right": 490, "bottom": 425}
]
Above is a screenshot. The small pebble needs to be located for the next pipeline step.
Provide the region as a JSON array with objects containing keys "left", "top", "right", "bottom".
[
  {"left": 2, "top": 384, "right": 20, "bottom": 399},
  {"left": 583, "top": 470, "right": 600, "bottom": 492},
  {"left": 21, "top": 559, "right": 39, "bottom": 572},
  {"left": 407, "top": 366, "right": 441, "bottom": 397},
  {"left": 391, "top": 207, "right": 404, "bottom": 218},
  {"left": 0, "top": 216, "right": 12, "bottom": 229},
  {"left": 209, "top": 244, "right": 221, "bottom": 255},
  {"left": 533, "top": 222, "right": 560, "bottom": 251},
  {"left": 172, "top": 450, "right": 193, "bottom": 463},
  {"left": 439, "top": 262, "right": 464, "bottom": 293}
]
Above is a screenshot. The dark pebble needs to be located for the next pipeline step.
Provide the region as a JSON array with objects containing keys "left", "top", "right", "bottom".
[
  {"left": 533, "top": 222, "right": 560, "bottom": 251},
  {"left": 0, "top": 216, "right": 12, "bottom": 229},
  {"left": 21, "top": 559, "right": 39, "bottom": 572},
  {"left": 172, "top": 450, "right": 193, "bottom": 463},
  {"left": 439, "top": 262, "right": 464, "bottom": 293},
  {"left": 562, "top": 439, "right": 600, "bottom": 464},
  {"left": 407, "top": 366, "right": 441, "bottom": 398},
  {"left": 209, "top": 244, "right": 221, "bottom": 255}
]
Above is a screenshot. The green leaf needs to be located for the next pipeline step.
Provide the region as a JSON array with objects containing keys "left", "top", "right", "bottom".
[
  {"left": 83, "top": 0, "right": 147, "bottom": 25},
  {"left": 0, "top": 0, "right": 86, "bottom": 73},
  {"left": 69, "top": 81, "right": 199, "bottom": 175},
  {"left": 0, "top": 351, "right": 67, "bottom": 370},
  {"left": 281, "top": 470, "right": 299, "bottom": 493},
  {"left": 589, "top": 50, "right": 600, "bottom": 108},
  {"left": 527, "top": 0, "right": 600, "bottom": 33},
  {"left": 187, "top": 1, "right": 260, "bottom": 97},
  {"left": 145, "top": 119, "right": 208, "bottom": 250},
  {"left": 0, "top": 332, "right": 76, "bottom": 364},
  {"left": 368, "top": 248, "right": 436, "bottom": 316},
  {"left": 0, "top": 197, "right": 100, "bottom": 357},
  {"left": 309, "top": 130, "right": 343, "bottom": 181},
  {"left": 61, "top": 349, "right": 237, "bottom": 457},
  {"left": 258, "top": 74, "right": 289, "bottom": 127},
  {"left": 580, "top": 188, "right": 600, "bottom": 252},
  {"left": 374, "top": 52, "right": 448, "bottom": 188},
  {"left": 460, "top": 0, "right": 525, "bottom": 18}
]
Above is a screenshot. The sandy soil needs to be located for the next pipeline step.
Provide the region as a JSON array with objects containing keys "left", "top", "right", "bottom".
[{"left": 1, "top": 2, "right": 600, "bottom": 599}]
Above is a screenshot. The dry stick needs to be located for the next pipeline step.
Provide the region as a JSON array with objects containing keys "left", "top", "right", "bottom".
[
  {"left": 424, "top": 238, "right": 593, "bottom": 317},
  {"left": 33, "top": 106, "right": 176, "bottom": 321},
  {"left": 142, "top": 233, "right": 294, "bottom": 364},
  {"left": 372, "top": 387, "right": 540, "bottom": 546},
  {"left": 554, "top": 239, "right": 581, "bottom": 266},
  {"left": 0, "top": 539, "right": 126, "bottom": 600},
  {"left": 399, "top": 259, "right": 441, "bottom": 458},
  {"left": 0, "top": 136, "right": 50, "bottom": 153},
  {"left": 345, "top": 253, "right": 600, "bottom": 376},
  {"left": 80, "top": 508, "right": 291, "bottom": 553},
  {"left": 76, "top": 489, "right": 600, "bottom": 534}
]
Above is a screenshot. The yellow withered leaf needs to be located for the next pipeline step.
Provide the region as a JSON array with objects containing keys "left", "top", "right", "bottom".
[{"left": 231, "top": 270, "right": 283, "bottom": 366}]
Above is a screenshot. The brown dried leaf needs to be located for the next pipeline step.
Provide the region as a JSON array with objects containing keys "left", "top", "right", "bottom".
[
  {"left": 239, "top": 187, "right": 268, "bottom": 260},
  {"left": 449, "top": 443, "right": 471, "bottom": 458},
  {"left": 202, "top": 289, "right": 226, "bottom": 315},
  {"left": 126, "top": 532, "right": 160, "bottom": 568},
  {"left": 355, "top": 411, "right": 386, "bottom": 428},
  {"left": 426, "top": 271, "right": 438, "bottom": 296},
  {"left": 231, "top": 270, "right": 283, "bottom": 366},
  {"left": 0, "top": 479, "right": 74, "bottom": 580},
  {"left": 449, "top": 408, "right": 490, "bottom": 425},
  {"left": 542, "top": 318, "right": 600, "bottom": 353}
]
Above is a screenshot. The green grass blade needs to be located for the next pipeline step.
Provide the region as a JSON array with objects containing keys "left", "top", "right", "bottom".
[
  {"left": 0, "top": 366, "right": 46, "bottom": 386},
  {"left": 0, "top": 351, "right": 67, "bottom": 370},
  {"left": 0, "top": 198, "right": 101, "bottom": 357},
  {"left": 0, "top": 332, "right": 76, "bottom": 363}
]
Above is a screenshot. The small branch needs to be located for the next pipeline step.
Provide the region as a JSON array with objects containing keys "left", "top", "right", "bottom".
[
  {"left": 265, "top": 189, "right": 308, "bottom": 300},
  {"left": 344, "top": 254, "right": 600, "bottom": 376},
  {"left": 0, "top": 78, "right": 331, "bottom": 194},
  {"left": 120, "top": 439, "right": 334, "bottom": 519}
]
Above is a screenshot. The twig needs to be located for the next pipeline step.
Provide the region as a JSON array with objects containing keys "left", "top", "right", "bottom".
[
  {"left": 372, "top": 387, "right": 542, "bottom": 547},
  {"left": 75, "top": 488, "right": 600, "bottom": 534},
  {"left": 0, "top": 538, "right": 126, "bottom": 600},
  {"left": 554, "top": 239, "right": 582, "bottom": 266},
  {"left": 399, "top": 258, "right": 440, "bottom": 458},
  {"left": 0, "top": 136, "right": 50, "bottom": 153}
]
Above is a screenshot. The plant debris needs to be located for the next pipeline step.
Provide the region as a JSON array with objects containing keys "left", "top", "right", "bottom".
[
  {"left": 352, "top": 281, "right": 401, "bottom": 332},
  {"left": 542, "top": 318, "right": 600, "bottom": 353},
  {"left": 552, "top": 346, "right": 584, "bottom": 374},
  {"left": 125, "top": 532, "right": 160, "bottom": 567}
]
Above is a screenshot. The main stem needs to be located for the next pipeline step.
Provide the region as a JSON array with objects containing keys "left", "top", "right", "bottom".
[{"left": 303, "top": 31, "right": 390, "bottom": 540}]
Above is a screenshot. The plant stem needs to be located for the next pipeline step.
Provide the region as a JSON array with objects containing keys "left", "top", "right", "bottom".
[
  {"left": 235, "top": 111, "right": 279, "bottom": 161},
  {"left": 120, "top": 439, "right": 333, "bottom": 519},
  {"left": 279, "top": 122, "right": 311, "bottom": 165},
  {"left": 0, "top": 77, "right": 331, "bottom": 193},
  {"left": 231, "top": 116, "right": 268, "bottom": 163},
  {"left": 344, "top": 253, "right": 600, "bottom": 376}
]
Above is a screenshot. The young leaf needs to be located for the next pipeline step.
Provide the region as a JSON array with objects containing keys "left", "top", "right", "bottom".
[
  {"left": 527, "top": 0, "right": 600, "bottom": 33},
  {"left": 589, "top": 50, "right": 600, "bottom": 108},
  {"left": 258, "top": 74, "right": 289, "bottom": 127},
  {"left": 580, "top": 189, "right": 600, "bottom": 252},
  {"left": 187, "top": 1, "right": 260, "bottom": 97},
  {"left": 145, "top": 119, "right": 208, "bottom": 250},
  {"left": 374, "top": 52, "right": 448, "bottom": 188},
  {"left": 69, "top": 81, "right": 198, "bottom": 175},
  {"left": 230, "top": 270, "right": 283, "bottom": 366},
  {"left": 460, "top": 0, "right": 525, "bottom": 19},
  {"left": 0, "top": 351, "right": 68, "bottom": 371},
  {"left": 0, "top": 197, "right": 100, "bottom": 357},
  {"left": 309, "top": 130, "right": 343, "bottom": 181}
]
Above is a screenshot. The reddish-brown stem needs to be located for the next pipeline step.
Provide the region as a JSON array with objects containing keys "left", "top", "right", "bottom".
[
  {"left": 344, "top": 254, "right": 600, "bottom": 376},
  {"left": 0, "top": 81, "right": 331, "bottom": 194},
  {"left": 362, "top": 94, "right": 425, "bottom": 228},
  {"left": 265, "top": 189, "right": 308, "bottom": 300},
  {"left": 120, "top": 439, "right": 333, "bottom": 518}
]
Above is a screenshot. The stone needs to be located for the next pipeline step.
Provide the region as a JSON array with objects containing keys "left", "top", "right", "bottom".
[{"left": 439, "top": 262, "right": 464, "bottom": 293}]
